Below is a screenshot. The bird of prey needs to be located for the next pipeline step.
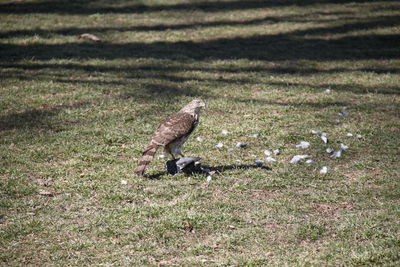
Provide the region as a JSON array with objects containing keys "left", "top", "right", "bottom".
[{"left": 134, "top": 99, "right": 207, "bottom": 176}]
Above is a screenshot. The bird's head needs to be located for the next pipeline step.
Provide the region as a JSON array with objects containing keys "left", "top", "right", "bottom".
[{"left": 181, "top": 99, "right": 207, "bottom": 114}]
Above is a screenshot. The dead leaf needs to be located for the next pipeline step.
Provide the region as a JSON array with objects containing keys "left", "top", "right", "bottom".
[{"left": 78, "top": 33, "right": 101, "bottom": 42}]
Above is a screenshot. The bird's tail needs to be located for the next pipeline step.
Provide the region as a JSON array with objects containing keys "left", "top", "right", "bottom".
[{"left": 134, "top": 142, "right": 159, "bottom": 176}]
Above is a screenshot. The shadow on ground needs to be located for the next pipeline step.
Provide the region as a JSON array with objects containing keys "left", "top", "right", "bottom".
[
  {"left": 1, "top": 2, "right": 399, "bottom": 94},
  {"left": 1, "top": 0, "right": 399, "bottom": 131},
  {"left": 1, "top": 30, "right": 399, "bottom": 62},
  {"left": 0, "top": 102, "right": 89, "bottom": 131},
  {"left": 1, "top": 0, "right": 395, "bottom": 15},
  {"left": 1, "top": 0, "right": 399, "bottom": 62},
  {"left": 146, "top": 164, "right": 271, "bottom": 179}
]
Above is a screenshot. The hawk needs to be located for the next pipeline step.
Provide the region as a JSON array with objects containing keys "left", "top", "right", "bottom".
[{"left": 134, "top": 99, "right": 207, "bottom": 176}]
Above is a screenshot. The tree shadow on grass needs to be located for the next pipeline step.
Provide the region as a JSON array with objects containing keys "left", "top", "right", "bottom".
[
  {"left": 0, "top": 1, "right": 399, "bottom": 101},
  {"left": 1, "top": 33, "right": 398, "bottom": 62},
  {"left": 268, "top": 82, "right": 400, "bottom": 95},
  {"left": 209, "top": 164, "right": 272, "bottom": 172},
  {"left": 1, "top": 0, "right": 398, "bottom": 64},
  {"left": 0, "top": 11, "right": 358, "bottom": 39},
  {"left": 2, "top": 61, "right": 400, "bottom": 76},
  {"left": 146, "top": 164, "right": 271, "bottom": 179},
  {"left": 1, "top": 7, "right": 400, "bottom": 62},
  {"left": 0, "top": 102, "right": 89, "bottom": 132},
  {"left": 0, "top": 0, "right": 392, "bottom": 15},
  {"left": 0, "top": 0, "right": 399, "bottom": 107},
  {"left": 1, "top": 12, "right": 398, "bottom": 39}
]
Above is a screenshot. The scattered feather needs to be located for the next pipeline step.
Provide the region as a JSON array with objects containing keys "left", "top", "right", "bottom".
[
  {"left": 273, "top": 149, "right": 280, "bottom": 155},
  {"left": 330, "top": 150, "right": 342, "bottom": 158},
  {"left": 215, "top": 143, "right": 224, "bottom": 148},
  {"left": 305, "top": 159, "right": 315, "bottom": 164},
  {"left": 324, "top": 88, "right": 331, "bottom": 93},
  {"left": 78, "top": 33, "right": 101, "bottom": 42},
  {"left": 311, "top": 129, "right": 322, "bottom": 135},
  {"left": 120, "top": 179, "right": 128, "bottom": 185},
  {"left": 346, "top": 133, "right": 353, "bottom": 137},
  {"left": 264, "top": 150, "right": 272, "bottom": 156},
  {"left": 290, "top": 154, "right": 309, "bottom": 163},
  {"left": 320, "top": 166, "right": 328, "bottom": 174},
  {"left": 311, "top": 130, "right": 327, "bottom": 143},
  {"left": 296, "top": 141, "right": 310, "bottom": 149},
  {"left": 196, "top": 137, "right": 203, "bottom": 142},
  {"left": 266, "top": 156, "right": 276, "bottom": 162},
  {"left": 255, "top": 160, "right": 264, "bottom": 167},
  {"left": 158, "top": 154, "right": 165, "bottom": 159},
  {"left": 320, "top": 133, "right": 328, "bottom": 143},
  {"left": 338, "top": 111, "right": 349, "bottom": 117},
  {"left": 326, "top": 148, "right": 334, "bottom": 153},
  {"left": 340, "top": 143, "right": 349, "bottom": 150},
  {"left": 236, "top": 142, "right": 247, "bottom": 148},
  {"left": 206, "top": 175, "right": 212, "bottom": 182},
  {"left": 356, "top": 134, "right": 362, "bottom": 139},
  {"left": 221, "top": 129, "right": 229, "bottom": 135}
]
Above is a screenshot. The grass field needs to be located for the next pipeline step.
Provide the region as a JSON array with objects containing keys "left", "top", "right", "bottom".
[{"left": 1, "top": 0, "right": 399, "bottom": 265}]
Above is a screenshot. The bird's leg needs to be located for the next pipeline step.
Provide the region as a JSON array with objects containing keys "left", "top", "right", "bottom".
[
  {"left": 175, "top": 145, "right": 184, "bottom": 158},
  {"left": 164, "top": 146, "right": 175, "bottom": 160}
]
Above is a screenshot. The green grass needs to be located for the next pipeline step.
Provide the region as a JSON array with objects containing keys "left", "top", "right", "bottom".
[{"left": 1, "top": 0, "right": 399, "bottom": 265}]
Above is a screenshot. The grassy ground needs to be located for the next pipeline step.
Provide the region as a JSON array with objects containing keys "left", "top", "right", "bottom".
[{"left": 1, "top": 0, "right": 399, "bottom": 265}]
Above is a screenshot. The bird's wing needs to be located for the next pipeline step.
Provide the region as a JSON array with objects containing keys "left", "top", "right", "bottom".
[{"left": 152, "top": 112, "right": 196, "bottom": 146}]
